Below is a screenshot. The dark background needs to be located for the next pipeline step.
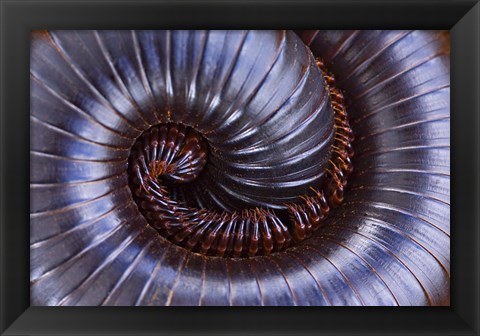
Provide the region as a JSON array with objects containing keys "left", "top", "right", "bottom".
[{"left": 0, "top": 0, "right": 479, "bottom": 335}]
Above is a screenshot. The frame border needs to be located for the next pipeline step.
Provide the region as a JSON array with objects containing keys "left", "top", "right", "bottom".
[{"left": 1, "top": 0, "right": 479, "bottom": 335}]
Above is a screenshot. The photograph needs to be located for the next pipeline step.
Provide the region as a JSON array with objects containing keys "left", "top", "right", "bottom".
[
  {"left": 2, "top": 1, "right": 479, "bottom": 333},
  {"left": 29, "top": 29, "right": 451, "bottom": 306}
]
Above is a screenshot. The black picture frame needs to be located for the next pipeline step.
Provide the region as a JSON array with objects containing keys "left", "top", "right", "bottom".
[{"left": 1, "top": 0, "right": 479, "bottom": 335}]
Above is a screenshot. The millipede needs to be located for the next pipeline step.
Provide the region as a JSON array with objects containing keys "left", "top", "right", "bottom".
[
  {"left": 30, "top": 30, "right": 450, "bottom": 306},
  {"left": 127, "top": 60, "right": 354, "bottom": 258}
]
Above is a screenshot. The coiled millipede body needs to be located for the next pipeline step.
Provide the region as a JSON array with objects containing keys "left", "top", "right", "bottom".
[{"left": 30, "top": 30, "right": 450, "bottom": 306}]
